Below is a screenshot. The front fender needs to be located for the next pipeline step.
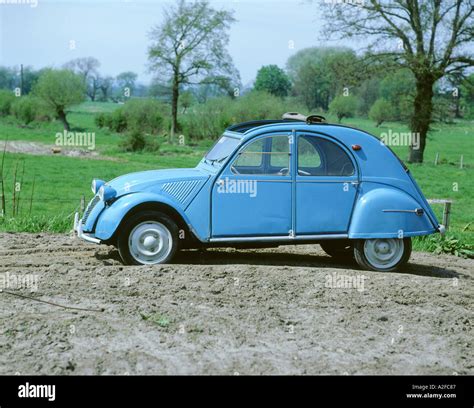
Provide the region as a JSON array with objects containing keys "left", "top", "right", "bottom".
[
  {"left": 94, "top": 192, "right": 192, "bottom": 241},
  {"left": 349, "top": 186, "right": 437, "bottom": 239}
]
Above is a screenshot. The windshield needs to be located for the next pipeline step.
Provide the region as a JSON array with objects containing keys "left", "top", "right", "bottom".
[{"left": 205, "top": 135, "right": 241, "bottom": 162}]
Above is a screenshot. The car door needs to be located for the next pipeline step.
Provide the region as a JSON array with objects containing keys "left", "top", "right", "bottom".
[
  {"left": 295, "top": 133, "right": 359, "bottom": 235},
  {"left": 211, "top": 134, "right": 292, "bottom": 237}
]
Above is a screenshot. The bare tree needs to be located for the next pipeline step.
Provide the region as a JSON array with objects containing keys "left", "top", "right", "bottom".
[
  {"left": 63, "top": 57, "right": 100, "bottom": 81},
  {"left": 320, "top": 0, "right": 474, "bottom": 163},
  {"left": 63, "top": 57, "right": 101, "bottom": 102},
  {"left": 148, "top": 0, "right": 239, "bottom": 140}
]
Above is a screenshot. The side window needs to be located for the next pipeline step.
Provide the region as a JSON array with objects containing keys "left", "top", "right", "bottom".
[
  {"left": 269, "top": 136, "right": 290, "bottom": 174},
  {"left": 298, "top": 135, "right": 354, "bottom": 176},
  {"left": 232, "top": 138, "right": 264, "bottom": 173},
  {"left": 231, "top": 136, "right": 289, "bottom": 176}
]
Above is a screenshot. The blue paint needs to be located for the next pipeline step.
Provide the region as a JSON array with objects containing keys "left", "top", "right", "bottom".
[{"left": 78, "top": 121, "right": 440, "bottom": 245}]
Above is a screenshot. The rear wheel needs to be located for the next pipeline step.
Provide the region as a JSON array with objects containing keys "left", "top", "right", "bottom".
[
  {"left": 320, "top": 240, "right": 353, "bottom": 259},
  {"left": 354, "top": 238, "right": 411, "bottom": 272},
  {"left": 117, "top": 211, "right": 179, "bottom": 265}
]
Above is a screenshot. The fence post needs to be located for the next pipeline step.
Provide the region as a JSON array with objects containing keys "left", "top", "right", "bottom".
[
  {"left": 442, "top": 202, "right": 451, "bottom": 231},
  {"left": 434, "top": 153, "right": 439, "bottom": 165},
  {"left": 80, "top": 195, "right": 85, "bottom": 214},
  {"left": 460, "top": 155, "right": 464, "bottom": 169}
]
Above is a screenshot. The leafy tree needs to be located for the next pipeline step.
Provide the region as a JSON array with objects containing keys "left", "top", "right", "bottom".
[
  {"left": 0, "top": 90, "right": 15, "bottom": 116},
  {"left": 33, "top": 69, "right": 85, "bottom": 130},
  {"left": 329, "top": 95, "right": 358, "bottom": 122},
  {"left": 379, "top": 69, "right": 416, "bottom": 121},
  {"left": 287, "top": 47, "right": 361, "bottom": 110},
  {"left": 459, "top": 73, "right": 474, "bottom": 117},
  {"left": 321, "top": 0, "right": 474, "bottom": 163},
  {"left": 97, "top": 76, "right": 114, "bottom": 101},
  {"left": 254, "top": 65, "right": 291, "bottom": 97},
  {"left": 116, "top": 71, "right": 138, "bottom": 99},
  {"left": 356, "top": 77, "right": 382, "bottom": 116},
  {"left": 180, "top": 90, "right": 195, "bottom": 113},
  {"left": 148, "top": 0, "right": 239, "bottom": 140},
  {"left": 0, "top": 67, "right": 16, "bottom": 90},
  {"left": 369, "top": 98, "right": 395, "bottom": 126}
]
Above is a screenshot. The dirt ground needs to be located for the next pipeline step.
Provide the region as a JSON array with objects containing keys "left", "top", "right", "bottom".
[
  {"left": 0, "top": 140, "right": 119, "bottom": 161},
  {"left": 0, "top": 232, "right": 472, "bottom": 375}
]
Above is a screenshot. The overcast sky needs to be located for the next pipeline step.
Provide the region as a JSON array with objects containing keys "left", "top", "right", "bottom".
[{"left": 0, "top": 0, "right": 350, "bottom": 85}]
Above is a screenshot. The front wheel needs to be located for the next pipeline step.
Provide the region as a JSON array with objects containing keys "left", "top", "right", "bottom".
[
  {"left": 117, "top": 211, "right": 179, "bottom": 265},
  {"left": 354, "top": 238, "right": 411, "bottom": 272}
]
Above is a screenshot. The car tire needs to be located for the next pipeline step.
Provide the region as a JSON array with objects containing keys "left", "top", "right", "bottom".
[
  {"left": 354, "top": 238, "right": 412, "bottom": 272},
  {"left": 117, "top": 211, "right": 179, "bottom": 265},
  {"left": 320, "top": 240, "right": 353, "bottom": 259}
]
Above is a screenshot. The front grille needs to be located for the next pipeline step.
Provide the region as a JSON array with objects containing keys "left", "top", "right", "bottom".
[{"left": 82, "top": 195, "right": 100, "bottom": 225}]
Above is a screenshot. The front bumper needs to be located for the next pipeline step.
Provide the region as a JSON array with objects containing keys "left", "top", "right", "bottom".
[{"left": 74, "top": 212, "right": 101, "bottom": 244}]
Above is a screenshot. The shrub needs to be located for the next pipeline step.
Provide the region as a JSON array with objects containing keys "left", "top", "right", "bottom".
[
  {"left": 97, "top": 98, "right": 165, "bottom": 134},
  {"left": 368, "top": 98, "right": 395, "bottom": 127},
  {"left": 120, "top": 128, "right": 145, "bottom": 151},
  {"left": 95, "top": 112, "right": 107, "bottom": 128},
  {"left": 109, "top": 108, "right": 128, "bottom": 132},
  {"left": 0, "top": 90, "right": 15, "bottom": 116},
  {"left": 119, "top": 128, "right": 161, "bottom": 152},
  {"left": 123, "top": 99, "right": 164, "bottom": 133},
  {"left": 11, "top": 95, "right": 48, "bottom": 125},
  {"left": 180, "top": 91, "right": 307, "bottom": 140},
  {"left": 329, "top": 95, "right": 358, "bottom": 123}
]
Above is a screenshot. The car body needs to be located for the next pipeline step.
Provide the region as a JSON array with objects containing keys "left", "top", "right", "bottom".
[{"left": 74, "top": 115, "right": 443, "bottom": 271}]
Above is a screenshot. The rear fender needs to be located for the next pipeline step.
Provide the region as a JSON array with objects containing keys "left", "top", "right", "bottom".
[{"left": 349, "top": 186, "right": 437, "bottom": 239}]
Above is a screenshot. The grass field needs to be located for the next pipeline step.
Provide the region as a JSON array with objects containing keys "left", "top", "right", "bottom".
[{"left": 0, "top": 102, "right": 472, "bottom": 254}]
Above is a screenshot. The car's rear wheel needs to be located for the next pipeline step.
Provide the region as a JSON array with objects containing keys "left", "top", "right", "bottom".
[
  {"left": 117, "top": 211, "right": 179, "bottom": 265},
  {"left": 320, "top": 240, "right": 353, "bottom": 259},
  {"left": 354, "top": 238, "right": 411, "bottom": 272}
]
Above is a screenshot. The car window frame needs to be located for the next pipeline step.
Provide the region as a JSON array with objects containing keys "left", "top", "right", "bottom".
[
  {"left": 296, "top": 134, "right": 356, "bottom": 177},
  {"left": 229, "top": 134, "right": 291, "bottom": 177}
]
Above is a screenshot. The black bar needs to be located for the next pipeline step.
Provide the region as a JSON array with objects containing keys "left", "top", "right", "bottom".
[{"left": 0, "top": 376, "right": 473, "bottom": 405}]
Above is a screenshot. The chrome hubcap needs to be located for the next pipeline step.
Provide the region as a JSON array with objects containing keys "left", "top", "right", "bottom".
[
  {"left": 129, "top": 221, "right": 172, "bottom": 264},
  {"left": 364, "top": 238, "right": 404, "bottom": 269}
]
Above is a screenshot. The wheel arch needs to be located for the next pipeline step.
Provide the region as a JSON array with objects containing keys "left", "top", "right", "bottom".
[{"left": 95, "top": 193, "right": 197, "bottom": 246}]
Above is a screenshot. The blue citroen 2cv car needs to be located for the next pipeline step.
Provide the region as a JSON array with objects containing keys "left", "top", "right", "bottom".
[{"left": 74, "top": 113, "right": 444, "bottom": 272}]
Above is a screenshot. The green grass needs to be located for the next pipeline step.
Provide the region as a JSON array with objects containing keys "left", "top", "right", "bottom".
[{"left": 0, "top": 103, "right": 472, "bottom": 255}]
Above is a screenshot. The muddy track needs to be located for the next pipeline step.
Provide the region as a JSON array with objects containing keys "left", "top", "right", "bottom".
[{"left": 0, "top": 232, "right": 472, "bottom": 375}]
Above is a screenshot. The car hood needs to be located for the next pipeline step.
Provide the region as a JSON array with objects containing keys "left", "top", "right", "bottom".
[{"left": 107, "top": 168, "right": 210, "bottom": 197}]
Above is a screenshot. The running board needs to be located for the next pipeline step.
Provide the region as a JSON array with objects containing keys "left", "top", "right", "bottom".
[{"left": 209, "top": 234, "right": 348, "bottom": 243}]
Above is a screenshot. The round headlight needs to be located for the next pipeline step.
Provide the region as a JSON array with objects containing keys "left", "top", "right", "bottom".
[
  {"left": 98, "top": 185, "right": 117, "bottom": 203},
  {"left": 91, "top": 179, "right": 105, "bottom": 195}
]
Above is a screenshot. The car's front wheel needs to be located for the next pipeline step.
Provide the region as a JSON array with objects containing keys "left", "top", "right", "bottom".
[
  {"left": 353, "top": 238, "right": 411, "bottom": 272},
  {"left": 117, "top": 211, "right": 179, "bottom": 265}
]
